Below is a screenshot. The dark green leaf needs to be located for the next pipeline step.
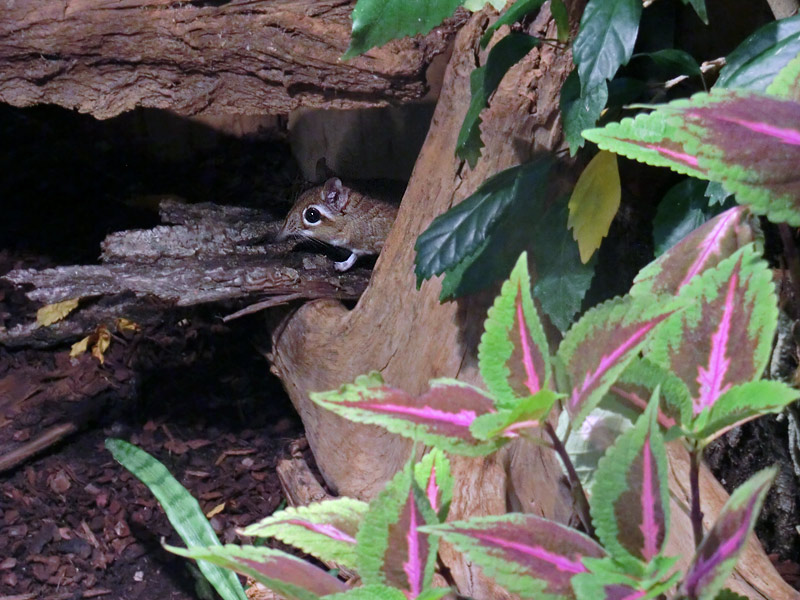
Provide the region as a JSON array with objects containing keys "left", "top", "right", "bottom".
[
  {"left": 681, "top": 0, "right": 708, "bottom": 24},
  {"left": 715, "top": 14, "right": 800, "bottom": 91},
  {"left": 653, "top": 178, "right": 733, "bottom": 256},
  {"left": 457, "top": 33, "right": 540, "bottom": 167},
  {"left": 551, "top": 0, "right": 570, "bottom": 42},
  {"left": 561, "top": 70, "right": 609, "bottom": 155},
  {"left": 481, "top": 0, "right": 547, "bottom": 48},
  {"left": 705, "top": 181, "right": 734, "bottom": 206},
  {"left": 415, "top": 159, "right": 552, "bottom": 285},
  {"left": 532, "top": 202, "right": 596, "bottom": 331},
  {"left": 632, "top": 49, "right": 703, "bottom": 79},
  {"left": 573, "top": 0, "right": 642, "bottom": 95},
  {"left": 344, "top": 0, "right": 461, "bottom": 59}
]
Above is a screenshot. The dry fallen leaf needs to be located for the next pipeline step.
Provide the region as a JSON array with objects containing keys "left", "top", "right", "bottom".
[{"left": 37, "top": 298, "right": 80, "bottom": 326}]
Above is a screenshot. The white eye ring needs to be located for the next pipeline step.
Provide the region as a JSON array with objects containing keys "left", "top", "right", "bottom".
[{"left": 302, "top": 204, "right": 333, "bottom": 227}]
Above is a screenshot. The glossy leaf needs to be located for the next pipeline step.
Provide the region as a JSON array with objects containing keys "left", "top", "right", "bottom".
[
  {"left": 557, "top": 296, "right": 677, "bottom": 427},
  {"left": 105, "top": 439, "right": 248, "bottom": 600},
  {"left": 478, "top": 252, "right": 551, "bottom": 407},
  {"left": 573, "top": 0, "right": 642, "bottom": 95},
  {"left": 413, "top": 449, "right": 453, "bottom": 520},
  {"left": 632, "top": 49, "right": 703, "bottom": 79},
  {"left": 647, "top": 246, "right": 777, "bottom": 422},
  {"left": 457, "top": 33, "right": 540, "bottom": 167},
  {"left": 464, "top": 0, "right": 506, "bottom": 10},
  {"left": 311, "top": 374, "right": 503, "bottom": 456},
  {"left": 238, "top": 498, "right": 367, "bottom": 570},
  {"left": 681, "top": 0, "right": 708, "bottom": 24},
  {"left": 167, "top": 544, "right": 346, "bottom": 600},
  {"left": 715, "top": 14, "right": 800, "bottom": 92},
  {"left": 653, "top": 178, "right": 734, "bottom": 256},
  {"left": 356, "top": 467, "right": 438, "bottom": 596},
  {"left": 422, "top": 514, "right": 606, "bottom": 598},
  {"left": 705, "top": 181, "right": 734, "bottom": 206},
  {"left": 344, "top": 0, "right": 461, "bottom": 59},
  {"left": 480, "top": 0, "right": 546, "bottom": 48},
  {"left": 532, "top": 202, "right": 597, "bottom": 331},
  {"left": 679, "top": 467, "right": 777, "bottom": 600},
  {"left": 561, "top": 70, "right": 609, "bottom": 155},
  {"left": 631, "top": 206, "right": 760, "bottom": 297},
  {"left": 415, "top": 159, "right": 552, "bottom": 286},
  {"left": 766, "top": 54, "right": 800, "bottom": 101},
  {"left": 568, "top": 150, "right": 621, "bottom": 263},
  {"left": 591, "top": 395, "right": 669, "bottom": 565}
]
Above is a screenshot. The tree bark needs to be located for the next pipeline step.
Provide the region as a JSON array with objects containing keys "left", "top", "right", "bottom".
[
  {"left": 0, "top": 0, "right": 463, "bottom": 119},
  {"left": 269, "top": 6, "right": 798, "bottom": 600}
]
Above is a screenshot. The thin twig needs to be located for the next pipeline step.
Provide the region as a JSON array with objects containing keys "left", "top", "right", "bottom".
[{"left": 543, "top": 422, "right": 596, "bottom": 539}]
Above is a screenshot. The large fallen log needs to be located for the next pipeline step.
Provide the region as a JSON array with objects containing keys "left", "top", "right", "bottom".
[
  {"left": 0, "top": 0, "right": 465, "bottom": 119},
  {"left": 268, "top": 6, "right": 798, "bottom": 600}
]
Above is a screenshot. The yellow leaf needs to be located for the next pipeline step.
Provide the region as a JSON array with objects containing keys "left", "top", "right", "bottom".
[
  {"left": 205, "top": 502, "right": 226, "bottom": 518},
  {"left": 70, "top": 336, "right": 91, "bottom": 358},
  {"left": 37, "top": 298, "right": 80, "bottom": 327},
  {"left": 567, "top": 150, "right": 621, "bottom": 263},
  {"left": 91, "top": 326, "right": 112, "bottom": 364},
  {"left": 116, "top": 318, "right": 140, "bottom": 333}
]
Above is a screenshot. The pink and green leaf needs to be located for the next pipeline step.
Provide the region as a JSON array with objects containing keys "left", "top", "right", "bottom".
[
  {"left": 421, "top": 514, "right": 606, "bottom": 599},
  {"left": 605, "top": 357, "right": 692, "bottom": 435},
  {"left": 591, "top": 393, "right": 670, "bottom": 567},
  {"left": 321, "top": 584, "right": 409, "bottom": 600},
  {"left": 574, "top": 555, "right": 680, "bottom": 600},
  {"left": 413, "top": 449, "right": 453, "bottom": 521},
  {"left": 692, "top": 380, "right": 800, "bottom": 442},
  {"left": 582, "top": 110, "right": 708, "bottom": 179},
  {"left": 470, "top": 390, "right": 560, "bottom": 441},
  {"left": 478, "top": 252, "right": 551, "bottom": 408},
  {"left": 630, "top": 206, "right": 760, "bottom": 298},
  {"left": 557, "top": 295, "right": 678, "bottom": 428},
  {"left": 679, "top": 467, "right": 777, "bottom": 600},
  {"left": 237, "top": 498, "right": 367, "bottom": 570},
  {"left": 646, "top": 245, "right": 778, "bottom": 426},
  {"left": 311, "top": 374, "right": 503, "bottom": 456},
  {"left": 356, "top": 467, "right": 439, "bottom": 596},
  {"left": 166, "top": 544, "right": 346, "bottom": 600},
  {"left": 766, "top": 54, "right": 800, "bottom": 102}
]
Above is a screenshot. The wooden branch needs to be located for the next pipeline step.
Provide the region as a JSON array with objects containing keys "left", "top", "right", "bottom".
[
  {"left": 1, "top": 199, "right": 369, "bottom": 347},
  {"left": 0, "top": 0, "right": 466, "bottom": 119}
]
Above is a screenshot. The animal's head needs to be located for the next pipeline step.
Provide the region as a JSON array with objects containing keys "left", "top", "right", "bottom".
[{"left": 277, "top": 178, "right": 352, "bottom": 244}]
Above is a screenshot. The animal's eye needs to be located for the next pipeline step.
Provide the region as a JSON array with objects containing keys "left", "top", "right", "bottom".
[{"left": 303, "top": 207, "right": 321, "bottom": 225}]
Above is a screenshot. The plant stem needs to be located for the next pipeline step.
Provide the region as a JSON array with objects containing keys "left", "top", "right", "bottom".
[
  {"left": 544, "top": 422, "right": 595, "bottom": 539},
  {"left": 689, "top": 443, "right": 704, "bottom": 548},
  {"left": 779, "top": 224, "right": 800, "bottom": 311}
]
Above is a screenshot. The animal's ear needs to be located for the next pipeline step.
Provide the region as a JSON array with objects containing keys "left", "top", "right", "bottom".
[{"left": 320, "top": 178, "right": 350, "bottom": 211}]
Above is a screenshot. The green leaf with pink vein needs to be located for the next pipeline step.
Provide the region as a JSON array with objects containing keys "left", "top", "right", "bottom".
[
  {"left": 310, "top": 373, "right": 504, "bottom": 456},
  {"left": 413, "top": 449, "right": 453, "bottom": 521},
  {"left": 470, "top": 390, "right": 560, "bottom": 440},
  {"left": 420, "top": 514, "right": 606, "bottom": 599},
  {"left": 556, "top": 295, "right": 679, "bottom": 429},
  {"left": 678, "top": 467, "right": 777, "bottom": 600},
  {"left": 646, "top": 245, "right": 777, "bottom": 434},
  {"left": 166, "top": 544, "right": 347, "bottom": 600},
  {"left": 356, "top": 467, "right": 439, "bottom": 596},
  {"left": 478, "top": 252, "right": 551, "bottom": 409},
  {"left": 237, "top": 498, "right": 368, "bottom": 570},
  {"left": 590, "top": 393, "right": 669, "bottom": 570},
  {"left": 583, "top": 89, "right": 800, "bottom": 225},
  {"left": 630, "top": 206, "right": 761, "bottom": 298}
]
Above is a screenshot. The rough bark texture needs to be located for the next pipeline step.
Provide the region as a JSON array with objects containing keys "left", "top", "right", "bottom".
[
  {"left": 269, "top": 7, "right": 797, "bottom": 600},
  {"left": 0, "top": 0, "right": 464, "bottom": 119}
]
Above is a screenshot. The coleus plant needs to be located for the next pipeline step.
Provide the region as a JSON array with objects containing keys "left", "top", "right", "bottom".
[{"left": 304, "top": 208, "right": 798, "bottom": 598}]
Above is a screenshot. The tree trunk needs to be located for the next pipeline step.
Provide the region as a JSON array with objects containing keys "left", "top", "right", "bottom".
[
  {"left": 0, "top": 0, "right": 463, "bottom": 119},
  {"left": 269, "top": 6, "right": 797, "bottom": 600}
]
